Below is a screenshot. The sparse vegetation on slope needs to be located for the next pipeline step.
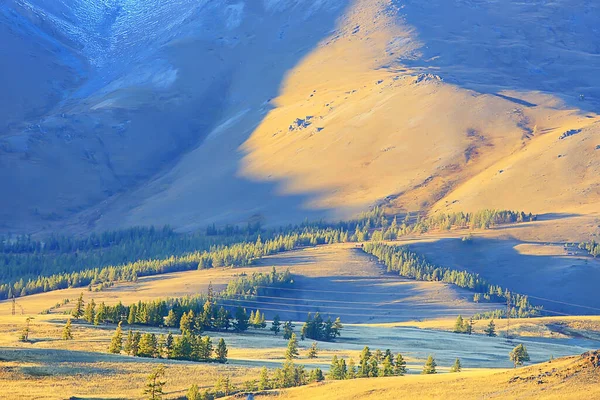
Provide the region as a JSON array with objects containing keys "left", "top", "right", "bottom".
[{"left": 362, "top": 242, "right": 541, "bottom": 318}]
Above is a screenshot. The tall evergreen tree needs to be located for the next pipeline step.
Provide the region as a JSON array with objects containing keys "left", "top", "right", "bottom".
[
  {"left": 307, "top": 341, "right": 318, "bottom": 359},
  {"left": 422, "top": 355, "right": 437, "bottom": 374},
  {"left": 283, "top": 321, "right": 294, "bottom": 340},
  {"left": 394, "top": 353, "right": 407, "bottom": 376},
  {"left": 285, "top": 333, "right": 299, "bottom": 360},
  {"left": 215, "top": 338, "right": 228, "bottom": 363},
  {"left": 358, "top": 346, "right": 372, "bottom": 377},
  {"left": 258, "top": 366, "right": 271, "bottom": 390},
  {"left": 453, "top": 315, "right": 466, "bottom": 333},
  {"left": 381, "top": 355, "right": 394, "bottom": 376},
  {"left": 131, "top": 331, "right": 142, "bottom": 356},
  {"left": 346, "top": 358, "right": 357, "bottom": 379},
  {"left": 484, "top": 320, "right": 497, "bottom": 337},
  {"left": 143, "top": 364, "right": 166, "bottom": 400},
  {"left": 72, "top": 293, "right": 85, "bottom": 320},
  {"left": 83, "top": 299, "right": 96, "bottom": 323},
  {"left": 450, "top": 358, "right": 462, "bottom": 373},
  {"left": 62, "top": 319, "right": 74, "bottom": 340},
  {"left": 124, "top": 330, "right": 134, "bottom": 355},
  {"left": 127, "top": 304, "right": 137, "bottom": 325},
  {"left": 233, "top": 307, "right": 249, "bottom": 332},
  {"left": 108, "top": 322, "right": 123, "bottom": 354},
  {"left": 309, "top": 368, "right": 325, "bottom": 382},
  {"left": 138, "top": 333, "right": 158, "bottom": 358},
  {"left": 270, "top": 315, "right": 281, "bottom": 335},
  {"left": 164, "top": 309, "right": 178, "bottom": 328},
  {"left": 180, "top": 310, "right": 194, "bottom": 334}
]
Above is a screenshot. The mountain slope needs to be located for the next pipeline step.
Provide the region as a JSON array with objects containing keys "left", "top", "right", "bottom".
[
  {"left": 1, "top": 0, "right": 599, "bottom": 233},
  {"left": 267, "top": 350, "right": 600, "bottom": 400}
]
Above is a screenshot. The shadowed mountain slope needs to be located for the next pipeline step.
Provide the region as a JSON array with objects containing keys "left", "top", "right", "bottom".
[{"left": 1, "top": 0, "right": 599, "bottom": 233}]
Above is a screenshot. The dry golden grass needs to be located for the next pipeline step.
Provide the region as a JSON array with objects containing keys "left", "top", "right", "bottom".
[{"left": 265, "top": 352, "right": 600, "bottom": 400}]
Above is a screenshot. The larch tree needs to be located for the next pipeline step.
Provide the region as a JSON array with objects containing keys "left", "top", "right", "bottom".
[
  {"left": 394, "top": 353, "right": 407, "bottom": 376},
  {"left": 509, "top": 344, "right": 530, "bottom": 368},
  {"left": 285, "top": 333, "right": 299, "bottom": 360},
  {"left": 270, "top": 315, "right": 281, "bottom": 335},
  {"left": 215, "top": 338, "right": 228, "bottom": 363},
  {"left": 422, "top": 355, "right": 437, "bottom": 374},
  {"left": 307, "top": 341, "right": 318, "bottom": 359},
  {"left": 484, "top": 320, "right": 497, "bottom": 337},
  {"left": 450, "top": 358, "right": 462, "bottom": 372},
  {"left": 108, "top": 322, "right": 123, "bottom": 354},
  {"left": 62, "top": 319, "right": 74, "bottom": 340},
  {"left": 72, "top": 293, "right": 85, "bottom": 320},
  {"left": 143, "top": 364, "right": 166, "bottom": 400}
]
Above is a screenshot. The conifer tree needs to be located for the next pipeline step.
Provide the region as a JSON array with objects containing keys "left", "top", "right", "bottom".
[
  {"left": 131, "top": 331, "right": 141, "bottom": 356},
  {"left": 484, "top": 320, "right": 497, "bottom": 337},
  {"left": 215, "top": 375, "right": 232, "bottom": 396},
  {"left": 509, "top": 344, "right": 530, "bottom": 368},
  {"left": 258, "top": 366, "right": 271, "bottom": 390},
  {"left": 180, "top": 310, "right": 193, "bottom": 334},
  {"left": 453, "top": 315, "right": 466, "bottom": 333},
  {"left": 138, "top": 333, "right": 158, "bottom": 358},
  {"left": 270, "top": 315, "right": 281, "bottom": 335},
  {"left": 381, "top": 355, "right": 394, "bottom": 376},
  {"left": 285, "top": 333, "right": 299, "bottom": 360},
  {"left": 307, "top": 341, "right": 318, "bottom": 359},
  {"left": 164, "top": 309, "right": 178, "bottom": 328},
  {"left": 124, "top": 330, "right": 134, "bottom": 355},
  {"left": 309, "top": 368, "right": 325, "bottom": 382},
  {"left": 109, "top": 322, "right": 123, "bottom": 354},
  {"left": 62, "top": 319, "right": 74, "bottom": 340},
  {"left": 143, "top": 364, "right": 166, "bottom": 400},
  {"left": 164, "top": 333, "right": 174, "bottom": 358},
  {"left": 186, "top": 384, "right": 200, "bottom": 400},
  {"left": 94, "top": 302, "right": 107, "bottom": 325},
  {"left": 346, "top": 358, "right": 357, "bottom": 379},
  {"left": 72, "top": 293, "right": 85, "bottom": 320},
  {"left": 127, "top": 304, "right": 137, "bottom": 325},
  {"left": 329, "top": 356, "right": 347, "bottom": 380},
  {"left": 283, "top": 321, "right": 294, "bottom": 340},
  {"left": 450, "top": 358, "right": 462, "bottom": 373},
  {"left": 215, "top": 338, "right": 228, "bottom": 363},
  {"left": 368, "top": 356, "right": 379, "bottom": 378},
  {"left": 233, "top": 307, "right": 249, "bottom": 332},
  {"left": 422, "top": 355, "right": 437, "bottom": 374},
  {"left": 394, "top": 353, "right": 407, "bottom": 376},
  {"left": 358, "top": 346, "right": 372, "bottom": 377},
  {"left": 83, "top": 299, "right": 96, "bottom": 323}
]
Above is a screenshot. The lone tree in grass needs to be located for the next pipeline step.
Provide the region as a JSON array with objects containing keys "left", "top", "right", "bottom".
[
  {"left": 109, "top": 322, "right": 123, "bottom": 354},
  {"left": 509, "top": 344, "right": 530, "bottom": 368},
  {"left": 450, "top": 358, "right": 462, "bottom": 373},
  {"left": 484, "top": 320, "right": 497, "bottom": 337},
  {"left": 285, "top": 333, "right": 300, "bottom": 360},
  {"left": 19, "top": 316, "right": 33, "bottom": 342},
  {"left": 72, "top": 293, "right": 85, "bottom": 320},
  {"left": 216, "top": 338, "right": 228, "bottom": 363},
  {"left": 270, "top": 315, "right": 281, "bottom": 336},
  {"left": 307, "top": 341, "right": 319, "bottom": 359},
  {"left": 143, "top": 364, "right": 166, "bottom": 400},
  {"left": 421, "top": 355, "right": 437, "bottom": 374},
  {"left": 62, "top": 319, "right": 74, "bottom": 340}
]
